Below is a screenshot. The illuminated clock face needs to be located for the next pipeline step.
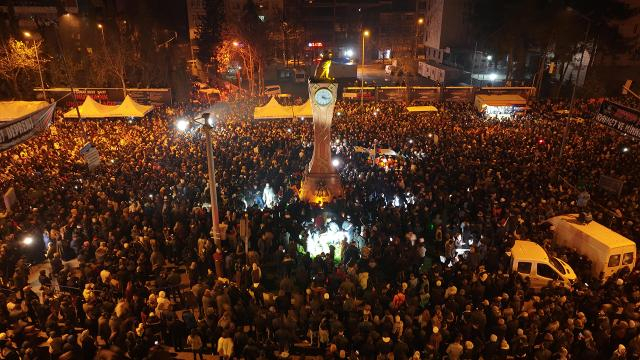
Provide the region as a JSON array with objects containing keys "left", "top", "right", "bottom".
[{"left": 314, "top": 88, "right": 333, "bottom": 106}]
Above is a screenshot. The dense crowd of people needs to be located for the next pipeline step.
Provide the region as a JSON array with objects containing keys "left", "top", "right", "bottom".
[{"left": 0, "top": 92, "right": 638, "bottom": 360}]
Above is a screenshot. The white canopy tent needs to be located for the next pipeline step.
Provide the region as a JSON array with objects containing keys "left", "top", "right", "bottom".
[
  {"left": 0, "top": 101, "right": 50, "bottom": 121},
  {"left": 292, "top": 99, "right": 312, "bottom": 118},
  {"left": 64, "top": 95, "right": 153, "bottom": 118},
  {"left": 253, "top": 97, "right": 312, "bottom": 120},
  {"left": 0, "top": 101, "right": 56, "bottom": 151},
  {"left": 253, "top": 97, "right": 295, "bottom": 119},
  {"left": 406, "top": 105, "right": 438, "bottom": 113},
  {"left": 108, "top": 96, "right": 153, "bottom": 117}
]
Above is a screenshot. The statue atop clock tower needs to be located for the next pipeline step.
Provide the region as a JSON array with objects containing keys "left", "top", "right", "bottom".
[{"left": 298, "top": 52, "right": 343, "bottom": 205}]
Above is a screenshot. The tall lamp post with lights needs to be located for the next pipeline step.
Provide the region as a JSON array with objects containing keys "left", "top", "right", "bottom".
[
  {"left": 360, "top": 29, "right": 370, "bottom": 107},
  {"left": 176, "top": 113, "right": 221, "bottom": 246},
  {"left": 23, "top": 32, "right": 46, "bottom": 101},
  {"left": 97, "top": 23, "right": 105, "bottom": 46},
  {"left": 414, "top": 17, "right": 424, "bottom": 59}
]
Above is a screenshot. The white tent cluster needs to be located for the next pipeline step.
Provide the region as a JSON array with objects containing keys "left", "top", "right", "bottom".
[
  {"left": 64, "top": 95, "right": 153, "bottom": 118},
  {"left": 253, "top": 97, "right": 312, "bottom": 120}
]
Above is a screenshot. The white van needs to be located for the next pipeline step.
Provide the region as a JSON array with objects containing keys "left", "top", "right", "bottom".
[
  {"left": 547, "top": 214, "right": 636, "bottom": 280},
  {"left": 264, "top": 85, "right": 281, "bottom": 96},
  {"left": 509, "top": 240, "right": 577, "bottom": 290}
]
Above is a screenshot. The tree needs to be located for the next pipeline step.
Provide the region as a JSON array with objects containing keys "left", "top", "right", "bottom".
[
  {"left": 472, "top": 0, "right": 635, "bottom": 92},
  {"left": 196, "top": 0, "right": 225, "bottom": 73},
  {"left": 0, "top": 38, "right": 42, "bottom": 99}
]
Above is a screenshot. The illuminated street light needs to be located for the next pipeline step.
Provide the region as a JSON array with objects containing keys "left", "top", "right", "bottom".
[
  {"left": 23, "top": 31, "right": 46, "bottom": 101},
  {"left": 175, "top": 113, "right": 221, "bottom": 246},
  {"left": 361, "top": 30, "right": 370, "bottom": 107},
  {"left": 332, "top": 158, "right": 340, "bottom": 167},
  {"left": 487, "top": 55, "right": 492, "bottom": 61},
  {"left": 97, "top": 23, "right": 105, "bottom": 45},
  {"left": 344, "top": 49, "right": 354, "bottom": 57},
  {"left": 176, "top": 119, "right": 189, "bottom": 131},
  {"left": 23, "top": 236, "right": 34, "bottom": 245},
  {"left": 418, "top": 18, "right": 424, "bottom": 24},
  {"left": 623, "top": 147, "right": 629, "bottom": 153}
]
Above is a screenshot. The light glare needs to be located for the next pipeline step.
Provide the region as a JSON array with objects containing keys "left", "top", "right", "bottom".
[{"left": 176, "top": 119, "right": 189, "bottom": 131}]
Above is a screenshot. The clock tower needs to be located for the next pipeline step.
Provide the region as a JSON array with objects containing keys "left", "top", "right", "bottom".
[{"left": 299, "top": 72, "right": 343, "bottom": 205}]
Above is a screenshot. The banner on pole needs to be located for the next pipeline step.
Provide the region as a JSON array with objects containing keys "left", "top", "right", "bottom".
[
  {"left": 595, "top": 100, "right": 640, "bottom": 139},
  {"left": 599, "top": 175, "right": 625, "bottom": 196},
  {"left": 80, "top": 143, "right": 101, "bottom": 170}
]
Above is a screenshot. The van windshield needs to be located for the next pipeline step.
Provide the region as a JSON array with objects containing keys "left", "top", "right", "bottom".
[{"left": 549, "top": 257, "right": 566, "bottom": 275}]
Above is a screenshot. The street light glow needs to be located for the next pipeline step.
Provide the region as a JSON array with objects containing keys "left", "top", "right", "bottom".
[
  {"left": 418, "top": 18, "right": 424, "bottom": 24},
  {"left": 488, "top": 73, "right": 497, "bottom": 81},
  {"left": 344, "top": 49, "right": 354, "bottom": 57},
  {"left": 233, "top": 41, "right": 239, "bottom": 47},
  {"left": 332, "top": 158, "right": 340, "bottom": 167},
  {"left": 487, "top": 55, "right": 492, "bottom": 61},
  {"left": 363, "top": 30, "right": 370, "bottom": 37},
  {"left": 97, "top": 24, "right": 103, "bottom": 29},
  {"left": 176, "top": 119, "right": 189, "bottom": 131},
  {"left": 623, "top": 147, "right": 629, "bottom": 153},
  {"left": 23, "top": 236, "right": 34, "bottom": 245},
  {"left": 23, "top": 31, "right": 32, "bottom": 38}
]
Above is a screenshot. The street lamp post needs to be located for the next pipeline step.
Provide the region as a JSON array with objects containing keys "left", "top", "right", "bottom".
[
  {"left": 177, "top": 114, "right": 221, "bottom": 247},
  {"left": 360, "top": 30, "right": 370, "bottom": 107},
  {"left": 97, "top": 24, "right": 105, "bottom": 46},
  {"left": 560, "top": 9, "right": 592, "bottom": 160},
  {"left": 23, "top": 32, "right": 46, "bottom": 101},
  {"left": 414, "top": 18, "right": 424, "bottom": 59}
]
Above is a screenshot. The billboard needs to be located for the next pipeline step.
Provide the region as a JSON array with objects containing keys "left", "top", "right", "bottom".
[
  {"left": 443, "top": 86, "right": 473, "bottom": 102},
  {"left": 409, "top": 87, "right": 440, "bottom": 103},
  {"left": 595, "top": 100, "right": 640, "bottom": 139},
  {"left": 342, "top": 87, "right": 375, "bottom": 102},
  {"left": 477, "top": 86, "right": 536, "bottom": 100},
  {"left": 35, "top": 88, "right": 172, "bottom": 107}
]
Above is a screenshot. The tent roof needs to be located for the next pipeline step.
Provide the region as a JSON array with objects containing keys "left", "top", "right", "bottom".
[
  {"left": 292, "top": 99, "right": 312, "bottom": 118},
  {"left": 64, "top": 95, "right": 153, "bottom": 118},
  {"left": 64, "top": 96, "right": 116, "bottom": 118},
  {"left": 475, "top": 94, "right": 527, "bottom": 106},
  {"left": 109, "top": 96, "right": 153, "bottom": 117},
  {"left": 253, "top": 97, "right": 295, "bottom": 119},
  {"left": 406, "top": 105, "right": 438, "bottom": 112},
  {"left": 0, "top": 101, "right": 50, "bottom": 121}
]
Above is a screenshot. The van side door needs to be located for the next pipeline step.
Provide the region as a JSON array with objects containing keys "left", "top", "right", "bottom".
[{"left": 535, "top": 263, "right": 560, "bottom": 289}]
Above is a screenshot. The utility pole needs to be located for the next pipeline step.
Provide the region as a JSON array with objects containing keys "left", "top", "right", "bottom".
[{"left": 559, "top": 17, "right": 591, "bottom": 160}]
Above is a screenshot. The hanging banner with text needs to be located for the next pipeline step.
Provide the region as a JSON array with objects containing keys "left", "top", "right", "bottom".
[
  {"left": 595, "top": 100, "right": 640, "bottom": 139},
  {"left": 0, "top": 103, "right": 56, "bottom": 152},
  {"left": 342, "top": 87, "right": 376, "bottom": 102},
  {"left": 378, "top": 87, "right": 407, "bottom": 102},
  {"left": 409, "top": 87, "right": 441, "bottom": 103}
]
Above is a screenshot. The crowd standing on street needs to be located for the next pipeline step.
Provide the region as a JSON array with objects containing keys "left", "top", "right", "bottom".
[{"left": 0, "top": 94, "right": 639, "bottom": 360}]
